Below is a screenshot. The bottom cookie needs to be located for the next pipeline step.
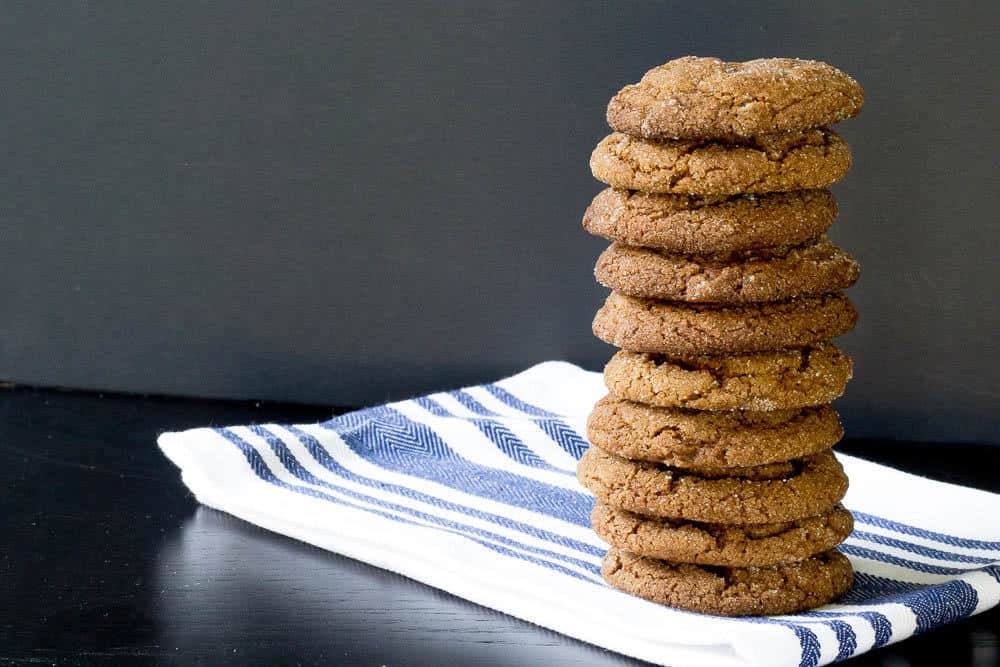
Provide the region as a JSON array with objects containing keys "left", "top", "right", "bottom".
[{"left": 602, "top": 547, "right": 853, "bottom": 616}]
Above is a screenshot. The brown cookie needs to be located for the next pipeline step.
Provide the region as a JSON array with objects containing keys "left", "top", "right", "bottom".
[
  {"left": 576, "top": 447, "right": 848, "bottom": 524},
  {"left": 606, "top": 56, "right": 863, "bottom": 141},
  {"left": 590, "top": 130, "right": 851, "bottom": 195},
  {"left": 592, "top": 503, "right": 854, "bottom": 567},
  {"left": 602, "top": 547, "right": 853, "bottom": 616},
  {"left": 594, "top": 237, "right": 859, "bottom": 304},
  {"left": 583, "top": 188, "right": 837, "bottom": 258},
  {"left": 603, "top": 343, "right": 853, "bottom": 411},
  {"left": 586, "top": 396, "right": 842, "bottom": 467},
  {"left": 592, "top": 292, "right": 857, "bottom": 356}
]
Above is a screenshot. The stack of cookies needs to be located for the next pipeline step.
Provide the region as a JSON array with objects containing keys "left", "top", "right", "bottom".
[{"left": 576, "top": 57, "right": 863, "bottom": 616}]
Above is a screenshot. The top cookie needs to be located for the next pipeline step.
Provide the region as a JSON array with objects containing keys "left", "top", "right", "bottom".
[{"left": 607, "top": 56, "right": 863, "bottom": 140}]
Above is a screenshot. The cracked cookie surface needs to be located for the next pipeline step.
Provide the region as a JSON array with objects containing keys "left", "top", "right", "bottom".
[
  {"left": 590, "top": 129, "right": 851, "bottom": 195},
  {"left": 595, "top": 237, "right": 859, "bottom": 303},
  {"left": 604, "top": 343, "right": 852, "bottom": 411},
  {"left": 607, "top": 56, "right": 863, "bottom": 140},
  {"left": 586, "top": 396, "right": 842, "bottom": 467},
  {"left": 592, "top": 291, "right": 857, "bottom": 356},
  {"left": 601, "top": 547, "right": 853, "bottom": 615},
  {"left": 577, "top": 447, "right": 848, "bottom": 524},
  {"left": 592, "top": 503, "right": 853, "bottom": 567},
  {"left": 583, "top": 188, "right": 837, "bottom": 257}
]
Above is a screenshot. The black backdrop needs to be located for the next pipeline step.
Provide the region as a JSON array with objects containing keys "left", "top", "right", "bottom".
[{"left": 2, "top": 1, "right": 999, "bottom": 444}]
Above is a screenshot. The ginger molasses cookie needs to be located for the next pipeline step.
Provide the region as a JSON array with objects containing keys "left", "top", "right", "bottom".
[
  {"left": 604, "top": 343, "right": 853, "bottom": 411},
  {"left": 592, "top": 292, "right": 857, "bottom": 356},
  {"left": 583, "top": 188, "right": 837, "bottom": 258},
  {"left": 594, "top": 237, "right": 859, "bottom": 303},
  {"left": 602, "top": 547, "right": 853, "bottom": 616},
  {"left": 606, "top": 56, "right": 863, "bottom": 141},
  {"left": 592, "top": 503, "right": 854, "bottom": 567},
  {"left": 586, "top": 396, "right": 842, "bottom": 467},
  {"left": 590, "top": 129, "right": 851, "bottom": 195},
  {"left": 576, "top": 447, "right": 848, "bottom": 524}
]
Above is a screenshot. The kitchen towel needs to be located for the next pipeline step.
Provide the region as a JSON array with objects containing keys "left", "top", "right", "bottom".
[{"left": 159, "top": 361, "right": 1000, "bottom": 667}]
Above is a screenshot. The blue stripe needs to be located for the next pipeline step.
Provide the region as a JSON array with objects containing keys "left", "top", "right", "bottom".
[
  {"left": 468, "top": 418, "right": 566, "bottom": 472},
  {"left": 841, "top": 544, "right": 986, "bottom": 575},
  {"left": 857, "top": 611, "right": 893, "bottom": 649},
  {"left": 424, "top": 393, "right": 581, "bottom": 469},
  {"left": 329, "top": 405, "right": 383, "bottom": 430},
  {"left": 806, "top": 610, "right": 893, "bottom": 650},
  {"left": 320, "top": 406, "right": 593, "bottom": 526},
  {"left": 791, "top": 626, "right": 822, "bottom": 667},
  {"left": 280, "top": 423, "right": 603, "bottom": 558},
  {"left": 211, "top": 429, "right": 597, "bottom": 583},
  {"left": 827, "top": 620, "right": 857, "bottom": 661},
  {"left": 221, "top": 427, "right": 602, "bottom": 581},
  {"left": 742, "top": 618, "right": 820, "bottom": 667},
  {"left": 846, "top": 572, "right": 980, "bottom": 634},
  {"left": 854, "top": 511, "right": 1000, "bottom": 551},
  {"left": 451, "top": 390, "right": 500, "bottom": 416},
  {"left": 851, "top": 530, "right": 998, "bottom": 564},
  {"left": 849, "top": 572, "right": 980, "bottom": 634},
  {"left": 844, "top": 571, "right": 922, "bottom": 602},
  {"left": 904, "top": 580, "right": 979, "bottom": 634},
  {"left": 483, "top": 384, "right": 559, "bottom": 417},
  {"left": 534, "top": 419, "right": 590, "bottom": 460},
  {"left": 413, "top": 396, "right": 450, "bottom": 416},
  {"left": 471, "top": 386, "right": 590, "bottom": 460},
  {"left": 412, "top": 397, "right": 565, "bottom": 473},
  {"left": 783, "top": 616, "right": 857, "bottom": 663}
]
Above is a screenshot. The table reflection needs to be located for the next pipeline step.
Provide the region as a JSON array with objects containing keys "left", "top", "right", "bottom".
[{"left": 153, "top": 507, "right": 637, "bottom": 665}]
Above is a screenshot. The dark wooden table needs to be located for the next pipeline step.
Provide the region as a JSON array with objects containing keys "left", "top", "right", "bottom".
[{"left": 2, "top": 386, "right": 998, "bottom": 666}]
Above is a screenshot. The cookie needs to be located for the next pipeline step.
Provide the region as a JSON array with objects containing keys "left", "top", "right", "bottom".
[
  {"left": 603, "top": 343, "right": 852, "bottom": 411},
  {"left": 592, "top": 503, "right": 854, "bottom": 567},
  {"left": 595, "top": 237, "right": 859, "bottom": 303},
  {"left": 602, "top": 547, "right": 853, "bottom": 616},
  {"left": 592, "top": 292, "right": 857, "bottom": 356},
  {"left": 576, "top": 447, "right": 848, "bottom": 524},
  {"left": 667, "top": 458, "right": 801, "bottom": 480},
  {"left": 606, "top": 56, "right": 863, "bottom": 141},
  {"left": 590, "top": 130, "right": 851, "bottom": 195},
  {"left": 586, "top": 396, "right": 842, "bottom": 467},
  {"left": 583, "top": 188, "right": 837, "bottom": 258}
]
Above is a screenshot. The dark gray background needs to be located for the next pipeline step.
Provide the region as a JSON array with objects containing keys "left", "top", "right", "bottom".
[{"left": 2, "top": 1, "right": 998, "bottom": 443}]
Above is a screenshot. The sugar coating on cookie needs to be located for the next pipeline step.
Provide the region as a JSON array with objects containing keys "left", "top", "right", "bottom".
[
  {"left": 604, "top": 343, "right": 853, "bottom": 411},
  {"left": 583, "top": 188, "right": 837, "bottom": 257},
  {"left": 607, "top": 56, "right": 863, "bottom": 140},
  {"left": 590, "top": 130, "right": 852, "bottom": 195},
  {"left": 587, "top": 395, "right": 843, "bottom": 467},
  {"left": 577, "top": 446, "right": 848, "bottom": 524},
  {"left": 592, "top": 291, "right": 857, "bottom": 356},
  {"left": 592, "top": 503, "right": 854, "bottom": 567},
  {"left": 595, "top": 237, "right": 859, "bottom": 303},
  {"left": 601, "top": 547, "right": 854, "bottom": 616}
]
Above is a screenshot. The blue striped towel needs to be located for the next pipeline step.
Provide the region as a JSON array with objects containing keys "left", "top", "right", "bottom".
[{"left": 158, "top": 361, "right": 1000, "bottom": 667}]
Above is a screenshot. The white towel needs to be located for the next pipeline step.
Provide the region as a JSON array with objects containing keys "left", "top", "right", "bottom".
[{"left": 158, "top": 361, "right": 1000, "bottom": 667}]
